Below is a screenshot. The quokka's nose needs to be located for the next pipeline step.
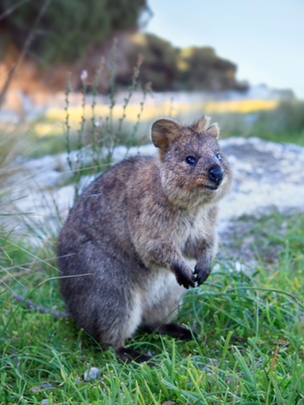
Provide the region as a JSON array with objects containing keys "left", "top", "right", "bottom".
[{"left": 208, "top": 166, "right": 224, "bottom": 185}]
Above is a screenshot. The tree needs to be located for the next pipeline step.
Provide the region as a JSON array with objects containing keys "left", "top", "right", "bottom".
[
  {"left": 117, "top": 34, "right": 247, "bottom": 92},
  {"left": 117, "top": 33, "right": 178, "bottom": 91},
  {"left": 0, "top": 0, "right": 148, "bottom": 64},
  {"left": 177, "top": 46, "right": 238, "bottom": 91}
]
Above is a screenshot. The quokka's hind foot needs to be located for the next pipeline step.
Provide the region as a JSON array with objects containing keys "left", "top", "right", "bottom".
[
  {"left": 145, "top": 323, "right": 198, "bottom": 340},
  {"left": 116, "top": 347, "right": 153, "bottom": 365}
]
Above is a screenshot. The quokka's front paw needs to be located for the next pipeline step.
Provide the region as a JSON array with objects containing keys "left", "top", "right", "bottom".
[
  {"left": 194, "top": 262, "right": 211, "bottom": 286},
  {"left": 171, "top": 262, "right": 195, "bottom": 289}
]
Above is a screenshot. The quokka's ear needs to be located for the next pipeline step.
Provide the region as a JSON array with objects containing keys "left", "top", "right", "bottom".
[
  {"left": 206, "top": 123, "right": 220, "bottom": 139},
  {"left": 151, "top": 118, "right": 182, "bottom": 151},
  {"left": 191, "top": 115, "right": 211, "bottom": 132}
]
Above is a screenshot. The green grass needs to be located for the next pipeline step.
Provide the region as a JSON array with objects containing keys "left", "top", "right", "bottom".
[
  {"left": 0, "top": 104, "right": 304, "bottom": 404},
  {"left": 1, "top": 39, "right": 304, "bottom": 404},
  {"left": 1, "top": 209, "right": 304, "bottom": 404},
  {"left": 0, "top": 84, "right": 304, "bottom": 403},
  {"left": 217, "top": 100, "right": 304, "bottom": 146}
]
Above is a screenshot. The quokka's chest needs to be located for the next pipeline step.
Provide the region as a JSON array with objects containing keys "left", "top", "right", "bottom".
[{"left": 171, "top": 208, "right": 212, "bottom": 247}]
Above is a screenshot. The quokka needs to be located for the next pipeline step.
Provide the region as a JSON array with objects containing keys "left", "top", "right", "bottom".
[{"left": 57, "top": 115, "right": 232, "bottom": 363}]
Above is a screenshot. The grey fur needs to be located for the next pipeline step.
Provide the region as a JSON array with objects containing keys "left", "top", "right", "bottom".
[{"left": 57, "top": 116, "right": 232, "bottom": 362}]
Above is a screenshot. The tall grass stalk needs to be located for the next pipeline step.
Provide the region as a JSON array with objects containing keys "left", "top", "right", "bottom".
[
  {"left": 90, "top": 57, "right": 105, "bottom": 168},
  {"left": 63, "top": 39, "right": 151, "bottom": 201},
  {"left": 129, "top": 80, "right": 152, "bottom": 147},
  {"left": 73, "top": 70, "right": 87, "bottom": 199},
  {"left": 64, "top": 72, "right": 73, "bottom": 174},
  {"left": 106, "top": 38, "right": 117, "bottom": 156},
  {"left": 113, "top": 54, "right": 143, "bottom": 150}
]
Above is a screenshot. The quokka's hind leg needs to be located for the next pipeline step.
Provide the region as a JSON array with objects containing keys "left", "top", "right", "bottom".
[
  {"left": 158, "top": 323, "right": 198, "bottom": 340},
  {"left": 143, "top": 323, "right": 198, "bottom": 340},
  {"left": 115, "top": 347, "right": 153, "bottom": 364},
  {"left": 109, "top": 289, "right": 154, "bottom": 365},
  {"left": 141, "top": 276, "right": 197, "bottom": 341}
]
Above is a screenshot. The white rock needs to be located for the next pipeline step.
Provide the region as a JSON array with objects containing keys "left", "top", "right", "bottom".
[
  {"left": 128, "top": 143, "right": 157, "bottom": 157},
  {"left": 9, "top": 136, "right": 304, "bottom": 238},
  {"left": 84, "top": 367, "right": 101, "bottom": 381},
  {"left": 112, "top": 145, "right": 128, "bottom": 162}
]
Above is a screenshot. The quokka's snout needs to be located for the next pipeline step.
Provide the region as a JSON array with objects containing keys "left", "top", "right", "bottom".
[{"left": 208, "top": 165, "right": 224, "bottom": 186}]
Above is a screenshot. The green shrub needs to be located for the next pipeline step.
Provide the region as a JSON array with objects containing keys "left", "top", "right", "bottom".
[
  {"left": 117, "top": 33, "right": 248, "bottom": 92},
  {"left": 0, "top": 0, "right": 148, "bottom": 63}
]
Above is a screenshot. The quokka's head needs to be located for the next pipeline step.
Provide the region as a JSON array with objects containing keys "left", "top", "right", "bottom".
[{"left": 151, "top": 115, "right": 233, "bottom": 207}]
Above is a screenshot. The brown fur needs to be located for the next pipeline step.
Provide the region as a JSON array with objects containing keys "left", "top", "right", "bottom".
[{"left": 57, "top": 115, "right": 232, "bottom": 363}]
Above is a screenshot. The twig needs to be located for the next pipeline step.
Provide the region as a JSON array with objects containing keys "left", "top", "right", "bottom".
[
  {"left": 13, "top": 294, "right": 69, "bottom": 320},
  {"left": 0, "top": 0, "right": 32, "bottom": 21},
  {"left": 0, "top": 0, "right": 52, "bottom": 109}
]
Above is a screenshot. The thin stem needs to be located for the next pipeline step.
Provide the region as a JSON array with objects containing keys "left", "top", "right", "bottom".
[
  {"left": 0, "top": 0, "right": 52, "bottom": 109},
  {"left": 107, "top": 38, "right": 117, "bottom": 159},
  {"left": 130, "top": 81, "right": 152, "bottom": 147},
  {"left": 64, "top": 72, "right": 73, "bottom": 173},
  {"left": 91, "top": 57, "right": 105, "bottom": 172},
  {"left": 74, "top": 75, "right": 87, "bottom": 199},
  {"left": 114, "top": 55, "right": 143, "bottom": 147}
]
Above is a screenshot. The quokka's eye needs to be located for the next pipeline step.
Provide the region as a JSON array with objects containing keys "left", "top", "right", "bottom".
[
  {"left": 216, "top": 153, "right": 222, "bottom": 161},
  {"left": 185, "top": 156, "right": 196, "bottom": 165}
]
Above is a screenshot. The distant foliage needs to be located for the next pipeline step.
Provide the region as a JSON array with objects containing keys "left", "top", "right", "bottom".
[
  {"left": 0, "top": 0, "right": 148, "bottom": 63},
  {"left": 117, "top": 33, "right": 247, "bottom": 92},
  {"left": 117, "top": 33, "right": 178, "bottom": 91},
  {"left": 177, "top": 46, "right": 240, "bottom": 91},
  {"left": 275, "top": 100, "right": 304, "bottom": 133}
]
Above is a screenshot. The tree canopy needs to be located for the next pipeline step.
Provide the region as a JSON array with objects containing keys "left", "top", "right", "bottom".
[
  {"left": 0, "top": 0, "right": 148, "bottom": 63},
  {"left": 117, "top": 33, "right": 247, "bottom": 92},
  {"left": 0, "top": 2, "right": 247, "bottom": 93}
]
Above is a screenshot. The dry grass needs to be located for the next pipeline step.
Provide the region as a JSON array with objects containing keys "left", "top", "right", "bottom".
[{"left": 0, "top": 124, "right": 31, "bottom": 186}]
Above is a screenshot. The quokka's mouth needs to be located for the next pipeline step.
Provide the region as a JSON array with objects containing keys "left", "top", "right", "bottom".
[
  {"left": 203, "top": 184, "right": 219, "bottom": 191},
  {"left": 203, "top": 176, "right": 225, "bottom": 191}
]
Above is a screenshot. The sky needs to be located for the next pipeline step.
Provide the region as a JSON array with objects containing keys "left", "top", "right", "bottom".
[{"left": 143, "top": 0, "right": 304, "bottom": 99}]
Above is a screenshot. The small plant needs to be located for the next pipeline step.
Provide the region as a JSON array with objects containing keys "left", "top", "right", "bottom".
[
  {"left": 1, "top": 210, "right": 304, "bottom": 404},
  {"left": 64, "top": 40, "right": 152, "bottom": 201}
]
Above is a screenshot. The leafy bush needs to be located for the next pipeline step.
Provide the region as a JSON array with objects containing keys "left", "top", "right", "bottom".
[
  {"left": 117, "top": 33, "right": 248, "bottom": 92},
  {"left": 117, "top": 33, "right": 178, "bottom": 91},
  {"left": 177, "top": 46, "right": 244, "bottom": 91},
  {"left": 0, "top": 0, "right": 148, "bottom": 63}
]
